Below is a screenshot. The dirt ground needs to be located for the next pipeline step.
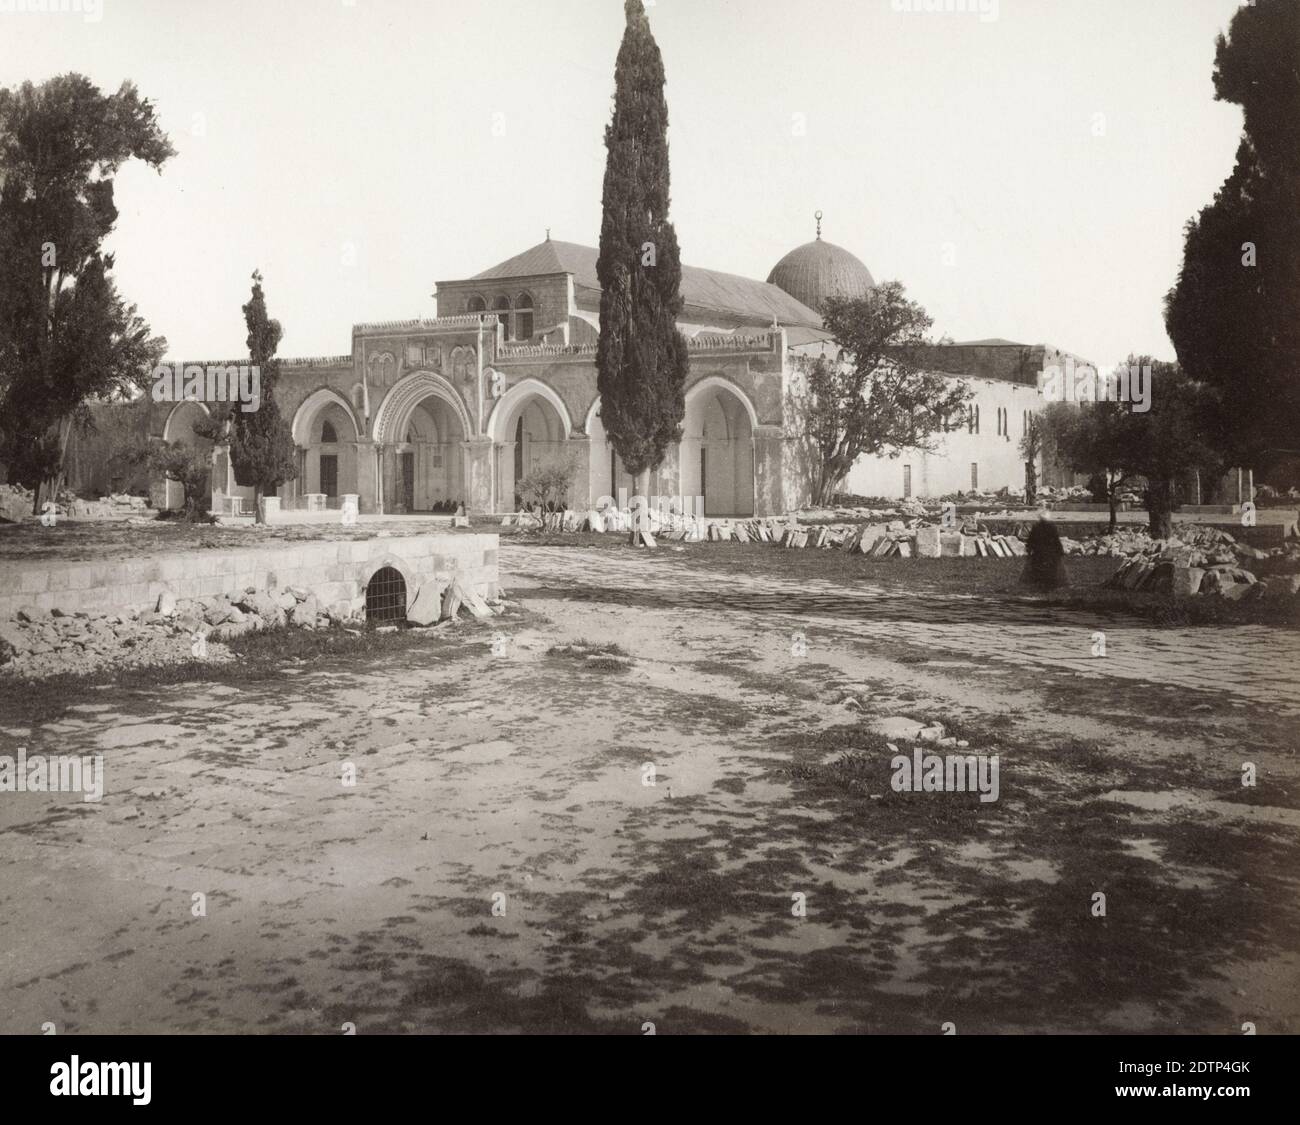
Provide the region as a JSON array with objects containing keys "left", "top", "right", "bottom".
[{"left": 1, "top": 543, "right": 1297, "bottom": 1034}]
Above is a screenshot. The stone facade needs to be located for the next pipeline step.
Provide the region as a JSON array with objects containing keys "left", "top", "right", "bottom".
[{"left": 142, "top": 239, "right": 1086, "bottom": 515}]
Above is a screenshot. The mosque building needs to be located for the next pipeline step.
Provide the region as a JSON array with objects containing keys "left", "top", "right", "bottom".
[{"left": 146, "top": 217, "right": 1081, "bottom": 517}]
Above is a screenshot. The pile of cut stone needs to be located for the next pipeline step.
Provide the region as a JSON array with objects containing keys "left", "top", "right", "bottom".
[
  {"left": 2, "top": 575, "right": 508, "bottom": 676},
  {"left": 0, "top": 483, "right": 37, "bottom": 523},
  {"left": 503, "top": 504, "right": 1038, "bottom": 559},
  {"left": 0, "top": 585, "right": 353, "bottom": 677},
  {"left": 63, "top": 493, "right": 152, "bottom": 519},
  {"left": 1104, "top": 531, "right": 1300, "bottom": 600},
  {"left": 1063, "top": 525, "right": 1238, "bottom": 560}
]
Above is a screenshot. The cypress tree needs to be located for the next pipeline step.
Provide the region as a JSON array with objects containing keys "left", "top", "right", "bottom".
[
  {"left": 596, "top": 0, "right": 690, "bottom": 531},
  {"left": 229, "top": 271, "right": 296, "bottom": 522},
  {"left": 1164, "top": 0, "right": 1300, "bottom": 472}
]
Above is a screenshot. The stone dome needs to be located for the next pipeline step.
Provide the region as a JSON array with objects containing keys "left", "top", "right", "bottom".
[{"left": 767, "top": 234, "right": 875, "bottom": 314}]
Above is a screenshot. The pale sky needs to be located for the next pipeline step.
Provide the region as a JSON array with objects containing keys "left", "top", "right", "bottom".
[{"left": 1, "top": 0, "right": 1247, "bottom": 367}]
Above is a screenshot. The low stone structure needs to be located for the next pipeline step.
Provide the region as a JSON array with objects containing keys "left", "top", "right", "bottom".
[{"left": 0, "top": 532, "right": 498, "bottom": 621}]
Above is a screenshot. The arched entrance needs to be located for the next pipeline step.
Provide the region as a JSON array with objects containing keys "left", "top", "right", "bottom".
[
  {"left": 291, "top": 390, "right": 361, "bottom": 508},
  {"left": 161, "top": 401, "right": 213, "bottom": 511},
  {"left": 372, "top": 374, "right": 471, "bottom": 514},
  {"left": 586, "top": 398, "right": 636, "bottom": 506},
  {"left": 681, "top": 380, "right": 756, "bottom": 517},
  {"left": 489, "top": 380, "right": 573, "bottom": 510}
]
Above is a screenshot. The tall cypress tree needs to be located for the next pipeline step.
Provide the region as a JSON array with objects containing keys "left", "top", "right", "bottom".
[
  {"left": 596, "top": 0, "right": 690, "bottom": 527},
  {"left": 228, "top": 271, "right": 296, "bottom": 522},
  {"left": 1165, "top": 0, "right": 1300, "bottom": 472}
]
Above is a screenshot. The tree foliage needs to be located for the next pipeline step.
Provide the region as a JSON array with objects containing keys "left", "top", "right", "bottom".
[
  {"left": 595, "top": 0, "right": 689, "bottom": 485},
  {"left": 1164, "top": 0, "right": 1300, "bottom": 469},
  {"left": 1039, "top": 360, "right": 1220, "bottom": 536},
  {"left": 517, "top": 458, "right": 578, "bottom": 514},
  {"left": 0, "top": 75, "right": 172, "bottom": 503},
  {"left": 147, "top": 440, "right": 211, "bottom": 522},
  {"left": 799, "top": 284, "right": 969, "bottom": 505},
  {"left": 197, "top": 272, "right": 297, "bottom": 522}
]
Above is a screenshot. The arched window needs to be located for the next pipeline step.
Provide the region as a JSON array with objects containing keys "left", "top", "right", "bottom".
[
  {"left": 366, "top": 566, "right": 407, "bottom": 624},
  {"left": 320, "top": 420, "right": 338, "bottom": 444},
  {"left": 494, "top": 296, "right": 512, "bottom": 341},
  {"left": 467, "top": 295, "right": 487, "bottom": 314},
  {"left": 515, "top": 294, "right": 534, "bottom": 341}
]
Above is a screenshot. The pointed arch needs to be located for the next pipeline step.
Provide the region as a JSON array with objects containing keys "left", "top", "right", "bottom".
[
  {"left": 291, "top": 387, "right": 362, "bottom": 447},
  {"left": 486, "top": 378, "right": 574, "bottom": 444},
  {"left": 372, "top": 371, "right": 473, "bottom": 444}
]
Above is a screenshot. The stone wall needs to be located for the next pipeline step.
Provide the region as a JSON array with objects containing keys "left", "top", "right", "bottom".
[{"left": 0, "top": 533, "right": 499, "bottom": 620}]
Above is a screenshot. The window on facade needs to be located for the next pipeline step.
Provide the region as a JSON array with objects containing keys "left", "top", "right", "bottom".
[
  {"left": 515, "top": 294, "right": 534, "bottom": 341},
  {"left": 320, "top": 421, "right": 338, "bottom": 444},
  {"left": 971, "top": 463, "right": 979, "bottom": 491},
  {"left": 494, "top": 296, "right": 512, "bottom": 340},
  {"left": 903, "top": 465, "right": 912, "bottom": 498},
  {"left": 975, "top": 405, "right": 980, "bottom": 434},
  {"left": 467, "top": 296, "right": 487, "bottom": 314}
]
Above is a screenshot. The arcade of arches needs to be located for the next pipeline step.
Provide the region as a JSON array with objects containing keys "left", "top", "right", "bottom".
[{"left": 176, "top": 374, "right": 763, "bottom": 518}]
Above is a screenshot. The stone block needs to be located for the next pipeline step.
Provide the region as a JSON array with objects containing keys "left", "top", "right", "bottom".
[
  {"left": 916, "top": 526, "right": 941, "bottom": 558},
  {"left": 406, "top": 582, "right": 444, "bottom": 626}
]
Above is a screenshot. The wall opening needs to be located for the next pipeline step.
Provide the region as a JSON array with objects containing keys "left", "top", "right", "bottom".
[{"left": 365, "top": 566, "right": 407, "bottom": 624}]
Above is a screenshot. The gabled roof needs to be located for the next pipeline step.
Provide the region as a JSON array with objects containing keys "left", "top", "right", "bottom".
[{"left": 466, "top": 239, "right": 824, "bottom": 329}]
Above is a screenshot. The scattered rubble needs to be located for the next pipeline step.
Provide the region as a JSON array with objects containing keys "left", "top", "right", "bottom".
[
  {"left": 1102, "top": 528, "right": 1300, "bottom": 600},
  {"left": 503, "top": 505, "right": 1034, "bottom": 558},
  {"left": 0, "top": 484, "right": 151, "bottom": 524},
  {"left": 0, "top": 584, "right": 361, "bottom": 678}
]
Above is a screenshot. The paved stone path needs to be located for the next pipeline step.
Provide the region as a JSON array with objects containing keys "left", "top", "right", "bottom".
[{"left": 502, "top": 546, "right": 1300, "bottom": 712}]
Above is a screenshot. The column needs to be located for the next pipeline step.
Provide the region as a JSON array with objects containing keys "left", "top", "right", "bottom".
[{"left": 464, "top": 436, "right": 495, "bottom": 514}]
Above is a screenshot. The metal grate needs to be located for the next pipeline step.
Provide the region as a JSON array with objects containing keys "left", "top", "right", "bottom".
[{"left": 365, "top": 566, "right": 407, "bottom": 624}]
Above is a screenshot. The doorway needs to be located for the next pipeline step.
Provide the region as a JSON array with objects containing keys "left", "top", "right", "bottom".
[
  {"left": 401, "top": 452, "right": 415, "bottom": 512},
  {"left": 320, "top": 455, "right": 338, "bottom": 500}
]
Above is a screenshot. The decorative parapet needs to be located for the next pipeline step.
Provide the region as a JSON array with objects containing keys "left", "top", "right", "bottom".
[
  {"left": 495, "top": 342, "right": 598, "bottom": 361},
  {"left": 282, "top": 356, "right": 353, "bottom": 367},
  {"left": 353, "top": 314, "right": 501, "bottom": 336},
  {"left": 686, "top": 331, "right": 779, "bottom": 353},
  {"left": 494, "top": 330, "right": 781, "bottom": 363},
  {"left": 164, "top": 356, "right": 351, "bottom": 368}
]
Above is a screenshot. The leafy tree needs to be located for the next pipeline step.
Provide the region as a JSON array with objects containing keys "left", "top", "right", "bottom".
[
  {"left": 799, "top": 284, "right": 969, "bottom": 506},
  {"left": 1038, "top": 394, "right": 1133, "bottom": 533},
  {"left": 1165, "top": 0, "right": 1300, "bottom": 471},
  {"left": 595, "top": 0, "right": 689, "bottom": 538},
  {"left": 197, "top": 272, "right": 297, "bottom": 523},
  {"left": 0, "top": 75, "right": 172, "bottom": 510},
  {"left": 147, "top": 440, "right": 211, "bottom": 522},
  {"left": 1114, "top": 357, "right": 1222, "bottom": 539},
  {"left": 517, "top": 458, "right": 578, "bottom": 514}
]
